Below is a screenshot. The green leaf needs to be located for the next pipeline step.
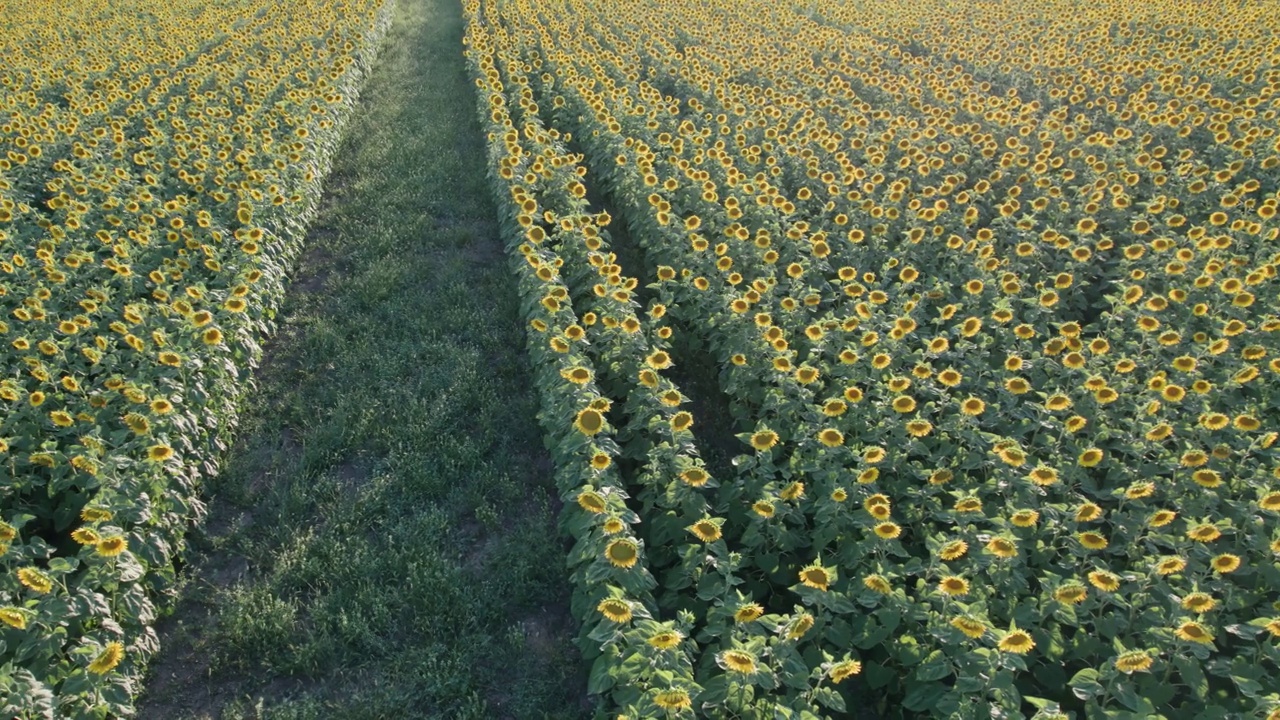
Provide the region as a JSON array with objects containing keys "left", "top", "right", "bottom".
[{"left": 903, "top": 681, "right": 947, "bottom": 712}]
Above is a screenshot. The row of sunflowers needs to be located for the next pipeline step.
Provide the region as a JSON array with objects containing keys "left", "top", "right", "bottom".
[
  {"left": 465, "top": 0, "right": 1280, "bottom": 717},
  {"left": 0, "top": 0, "right": 392, "bottom": 715}
]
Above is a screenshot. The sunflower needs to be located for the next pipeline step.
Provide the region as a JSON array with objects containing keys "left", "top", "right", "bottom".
[
  {"left": 648, "top": 630, "right": 683, "bottom": 650},
  {"left": 669, "top": 411, "right": 693, "bottom": 432},
  {"left": 986, "top": 537, "right": 1018, "bottom": 558},
  {"left": 1010, "top": 509, "right": 1040, "bottom": 527},
  {"left": 1054, "top": 583, "right": 1088, "bottom": 604},
  {"left": 1187, "top": 524, "right": 1222, "bottom": 542},
  {"left": 687, "top": 519, "right": 722, "bottom": 543},
  {"left": 938, "top": 540, "right": 968, "bottom": 561},
  {"left": 1191, "top": 469, "right": 1222, "bottom": 488},
  {"left": 1087, "top": 570, "right": 1121, "bottom": 592},
  {"left": 950, "top": 616, "right": 987, "bottom": 639},
  {"left": 1076, "top": 503, "right": 1103, "bottom": 522},
  {"left": 87, "top": 642, "right": 125, "bottom": 675},
  {"left": 874, "top": 522, "right": 902, "bottom": 540},
  {"left": 734, "top": 603, "right": 764, "bottom": 623},
  {"left": 95, "top": 536, "right": 128, "bottom": 557},
  {"left": 1027, "top": 466, "right": 1058, "bottom": 486},
  {"left": 680, "top": 468, "right": 709, "bottom": 487},
  {"left": 605, "top": 539, "right": 639, "bottom": 569},
  {"left": 994, "top": 444, "right": 1026, "bottom": 467},
  {"left": 561, "top": 366, "right": 592, "bottom": 384},
  {"left": 574, "top": 408, "right": 605, "bottom": 436},
  {"left": 822, "top": 399, "right": 847, "bottom": 417},
  {"left": 597, "top": 598, "right": 633, "bottom": 623},
  {"left": 998, "top": 630, "right": 1035, "bottom": 654},
  {"left": 818, "top": 428, "right": 844, "bottom": 447},
  {"left": 1155, "top": 556, "right": 1187, "bottom": 575},
  {"left": 954, "top": 497, "right": 982, "bottom": 513},
  {"left": 829, "top": 659, "right": 863, "bottom": 683},
  {"left": 1181, "top": 592, "right": 1217, "bottom": 613},
  {"left": 1149, "top": 510, "right": 1177, "bottom": 527},
  {"left": 960, "top": 397, "right": 985, "bottom": 415},
  {"left": 892, "top": 396, "right": 916, "bottom": 413},
  {"left": 1115, "top": 650, "right": 1154, "bottom": 674},
  {"left": 752, "top": 500, "right": 776, "bottom": 518},
  {"left": 577, "top": 490, "right": 607, "bottom": 514},
  {"left": 799, "top": 564, "right": 832, "bottom": 591},
  {"left": 750, "top": 430, "right": 779, "bottom": 451},
  {"left": 938, "top": 576, "right": 969, "bottom": 596},
  {"left": 786, "top": 614, "right": 815, "bottom": 639},
  {"left": 0, "top": 607, "right": 28, "bottom": 630},
  {"left": 863, "top": 575, "right": 891, "bottom": 594},
  {"left": 645, "top": 349, "right": 673, "bottom": 370},
  {"left": 1260, "top": 492, "right": 1280, "bottom": 512},
  {"left": 652, "top": 689, "right": 692, "bottom": 711},
  {"left": 719, "top": 649, "right": 757, "bottom": 674},
  {"left": 1174, "top": 621, "right": 1214, "bottom": 644},
  {"left": 1078, "top": 448, "right": 1104, "bottom": 467},
  {"left": 1211, "top": 553, "right": 1241, "bottom": 573}
]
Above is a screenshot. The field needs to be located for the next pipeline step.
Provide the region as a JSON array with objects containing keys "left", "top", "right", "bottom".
[{"left": 2, "top": 0, "right": 1279, "bottom": 717}]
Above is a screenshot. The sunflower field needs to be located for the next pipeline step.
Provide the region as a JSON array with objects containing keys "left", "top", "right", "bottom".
[
  {"left": 463, "top": 0, "right": 1280, "bottom": 716},
  {"left": 0, "top": 0, "right": 391, "bottom": 715}
]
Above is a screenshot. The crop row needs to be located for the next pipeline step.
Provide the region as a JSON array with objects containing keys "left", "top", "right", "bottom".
[
  {"left": 0, "top": 0, "right": 393, "bottom": 715},
  {"left": 465, "top": 0, "right": 1280, "bottom": 717}
]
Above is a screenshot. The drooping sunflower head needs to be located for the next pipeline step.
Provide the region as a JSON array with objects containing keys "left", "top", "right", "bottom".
[
  {"left": 719, "top": 649, "right": 757, "bottom": 674},
  {"left": 596, "top": 598, "right": 633, "bottom": 623},
  {"left": 652, "top": 689, "right": 692, "bottom": 711},
  {"left": 786, "top": 613, "right": 815, "bottom": 640},
  {"left": 734, "top": 603, "right": 764, "bottom": 623},
  {"left": 986, "top": 537, "right": 1018, "bottom": 559},
  {"left": 680, "top": 467, "right": 709, "bottom": 487},
  {"left": 1087, "top": 570, "right": 1121, "bottom": 592},
  {"left": 87, "top": 641, "right": 125, "bottom": 675},
  {"left": 95, "top": 536, "right": 128, "bottom": 557},
  {"left": 950, "top": 616, "right": 986, "bottom": 639},
  {"left": 863, "top": 574, "right": 891, "bottom": 594},
  {"left": 938, "top": 540, "right": 968, "bottom": 561},
  {"left": 1174, "top": 621, "right": 1214, "bottom": 644},
  {"left": 996, "top": 629, "right": 1035, "bottom": 654},
  {"left": 577, "top": 490, "right": 607, "bottom": 514},
  {"left": 1180, "top": 592, "right": 1217, "bottom": 613},
  {"left": 828, "top": 659, "right": 863, "bottom": 683},
  {"left": 1055, "top": 582, "right": 1088, "bottom": 604},
  {"left": 1115, "top": 650, "right": 1154, "bottom": 674},
  {"left": 647, "top": 630, "right": 683, "bottom": 650}
]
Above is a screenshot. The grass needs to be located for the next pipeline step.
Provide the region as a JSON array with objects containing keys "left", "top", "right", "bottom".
[{"left": 135, "top": 0, "right": 587, "bottom": 717}]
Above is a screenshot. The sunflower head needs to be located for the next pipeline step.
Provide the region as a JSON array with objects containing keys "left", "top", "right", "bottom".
[
  {"left": 605, "top": 538, "right": 639, "bottom": 569},
  {"left": 597, "top": 598, "right": 633, "bottom": 623},
  {"left": 938, "top": 576, "right": 969, "bottom": 596},
  {"left": 734, "top": 603, "right": 764, "bottom": 623},
  {"left": 799, "top": 564, "right": 832, "bottom": 591},
  {"left": 1115, "top": 650, "right": 1154, "bottom": 674},
  {"left": 950, "top": 616, "right": 987, "bottom": 639},
  {"left": 719, "top": 649, "right": 757, "bottom": 674},
  {"left": 998, "top": 629, "right": 1035, "bottom": 654}
]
